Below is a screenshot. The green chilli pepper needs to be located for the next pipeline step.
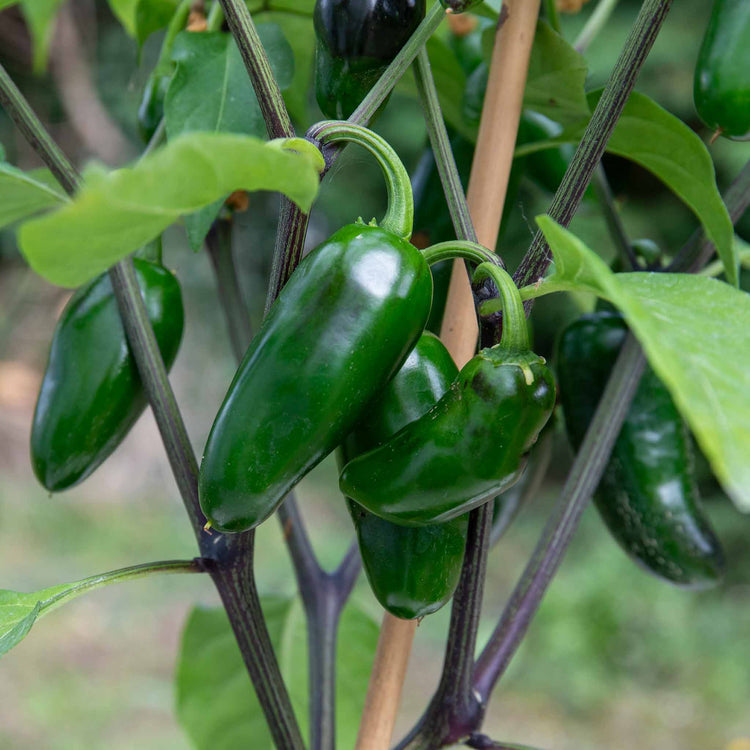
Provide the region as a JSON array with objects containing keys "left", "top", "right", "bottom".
[
  {"left": 313, "top": 0, "right": 425, "bottom": 119},
  {"left": 340, "top": 263, "right": 556, "bottom": 526},
  {"left": 199, "top": 123, "right": 433, "bottom": 533},
  {"left": 340, "top": 332, "right": 468, "bottom": 619},
  {"left": 694, "top": 0, "right": 750, "bottom": 140},
  {"left": 31, "top": 259, "right": 184, "bottom": 492},
  {"left": 557, "top": 311, "right": 725, "bottom": 588}
]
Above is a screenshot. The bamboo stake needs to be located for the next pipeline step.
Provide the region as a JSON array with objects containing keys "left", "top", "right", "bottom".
[
  {"left": 354, "top": 2, "right": 540, "bottom": 747},
  {"left": 443, "top": 0, "right": 542, "bottom": 363}
]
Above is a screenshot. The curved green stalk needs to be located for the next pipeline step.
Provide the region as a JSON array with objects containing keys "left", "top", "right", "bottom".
[
  {"left": 154, "top": 0, "right": 192, "bottom": 76},
  {"left": 315, "top": 120, "right": 414, "bottom": 239},
  {"left": 421, "top": 240, "right": 501, "bottom": 267},
  {"left": 39, "top": 559, "right": 204, "bottom": 618},
  {"left": 472, "top": 263, "right": 529, "bottom": 352}
]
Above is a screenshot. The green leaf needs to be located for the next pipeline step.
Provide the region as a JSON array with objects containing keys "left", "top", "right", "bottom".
[
  {"left": 20, "top": 0, "right": 64, "bottom": 72},
  {"left": 0, "top": 0, "right": 19, "bottom": 9},
  {"left": 0, "top": 164, "right": 67, "bottom": 228},
  {"left": 18, "top": 133, "right": 323, "bottom": 288},
  {"left": 588, "top": 90, "right": 736, "bottom": 287},
  {"left": 135, "top": 0, "right": 178, "bottom": 46},
  {"left": 0, "top": 560, "right": 198, "bottom": 656},
  {"left": 166, "top": 25, "right": 294, "bottom": 249},
  {"left": 522, "top": 21, "right": 590, "bottom": 128},
  {"left": 176, "top": 597, "right": 378, "bottom": 749},
  {"left": 106, "top": 0, "right": 138, "bottom": 35},
  {"left": 534, "top": 216, "right": 750, "bottom": 512}
]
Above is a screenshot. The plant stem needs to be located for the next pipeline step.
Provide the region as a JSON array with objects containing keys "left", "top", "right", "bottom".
[
  {"left": 512, "top": 0, "right": 674, "bottom": 295},
  {"left": 41, "top": 558, "right": 205, "bottom": 618},
  {"left": 575, "top": 0, "right": 621, "bottom": 54},
  {"left": 542, "top": 0, "right": 561, "bottom": 33},
  {"left": 472, "top": 335, "right": 646, "bottom": 704},
  {"left": 218, "top": 0, "right": 294, "bottom": 139},
  {"left": 395, "top": 505, "right": 493, "bottom": 749},
  {"left": 413, "top": 47, "right": 477, "bottom": 244},
  {"left": 315, "top": 121, "right": 415, "bottom": 239},
  {"left": 0, "top": 64, "right": 79, "bottom": 194},
  {"left": 0, "top": 63, "right": 304, "bottom": 750},
  {"left": 154, "top": 0, "right": 192, "bottom": 75},
  {"left": 591, "top": 165, "right": 638, "bottom": 269},
  {"left": 669, "top": 159, "right": 750, "bottom": 273}
]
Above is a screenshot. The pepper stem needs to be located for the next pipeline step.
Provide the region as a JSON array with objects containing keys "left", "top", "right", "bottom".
[
  {"left": 315, "top": 121, "right": 414, "bottom": 240},
  {"left": 421, "top": 240, "right": 502, "bottom": 268},
  {"left": 472, "top": 262, "right": 529, "bottom": 352}
]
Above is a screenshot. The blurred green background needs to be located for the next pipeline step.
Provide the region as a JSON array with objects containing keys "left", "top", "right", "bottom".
[{"left": 1, "top": 0, "right": 749, "bottom": 748}]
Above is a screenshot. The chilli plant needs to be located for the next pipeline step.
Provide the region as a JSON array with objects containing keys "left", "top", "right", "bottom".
[{"left": 0, "top": 0, "right": 749, "bottom": 748}]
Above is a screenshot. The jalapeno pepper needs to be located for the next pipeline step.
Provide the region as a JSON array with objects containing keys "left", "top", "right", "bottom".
[
  {"left": 199, "top": 123, "right": 433, "bottom": 533},
  {"left": 556, "top": 311, "right": 725, "bottom": 588},
  {"left": 339, "top": 263, "right": 556, "bottom": 526},
  {"left": 340, "top": 332, "right": 468, "bottom": 619},
  {"left": 31, "top": 259, "right": 184, "bottom": 492},
  {"left": 694, "top": 0, "right": 750, "bottom": 140},
  {"left": 313, "top": 0, "right": 425, "bottom": 119}
]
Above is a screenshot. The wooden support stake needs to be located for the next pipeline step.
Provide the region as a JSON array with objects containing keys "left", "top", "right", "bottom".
[{"left": 354, "top": 2, "right": 541, "bottom": 747}]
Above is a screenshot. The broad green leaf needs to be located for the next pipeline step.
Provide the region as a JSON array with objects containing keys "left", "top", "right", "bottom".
[
  {"left": 176, "top": 597, "right": 378, "bottom": 749},
  {"left": 533, "top": 216, "right": 750, "bottom": 512},
  {"left": 0, "top": 0, "right": 19, "bottom": 8},
  {"left": 166, "top": 25, "right": 294, "bottom": 249},
  {"left": 18, "top": 133, "right": 323, "bottom": 287},
  {"left": 135, "top": 0, "right": 178, "bottom": 46},
  {"left": 0, "top": 560, "right": 197, "bottom": 656},
  {"left": 522, "top": 21, "right": 590, "bottom": 128},
  {"left": 0, "top": 164, "right": 67, "bottom": 228},
  {"left": 588, "top": 90, "right": 736, "bottom": 287},
  {"left": 106, "top": 0, "right": 138, "bottom": 35},
  {"left": 20, "top": 0, "right": 64, "bottom": 72}
]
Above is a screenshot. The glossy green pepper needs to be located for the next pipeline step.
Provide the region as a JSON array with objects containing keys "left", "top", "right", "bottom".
[
  {"left": 340, "top": 263, "right": 556, "bottom": 526},
  {"left": 313, "top": 0, "right": 425, "bottom": 119},
  {"left": 340, "top": 332, "right": 468, "bottom": 619},
  {"left": 694, "top": 0, "right": 750, "bottom": 140},
  {"left": 557, "top": 312, "right": 725, "bottom": 588},
  {"left": 31, "top": 259, "right": 184, "bottom": 492},
  {"left": 199, "top": 223, "right": 433, "bottom": 533}
]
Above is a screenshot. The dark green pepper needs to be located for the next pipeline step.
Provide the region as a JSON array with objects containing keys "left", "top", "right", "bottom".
[
  {"left": 340, "top": 332, "right": 468, "bottom": 619},
  {"left": 313, "top": 0, "right": 425, "bottom": 119},
  {"left": 339, "top": 263, "right": 556, "bottom": 526},
  {"left": 137, "top": 74, "right": 171, "bottom": 143},
  {"left": 31, "top": 259, "right": 184, "bottom": 492},
  {"left": 694, "top": 0, "right": 750, "bottom": 140},
  {"left": 556, "top": 312, "right": 725, "bottom": 588},
  {"left": 199, "top": 223, "right": 433, "bottom": 533}
]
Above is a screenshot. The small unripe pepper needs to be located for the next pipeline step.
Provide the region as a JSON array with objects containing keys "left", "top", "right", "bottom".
[
  {"left": 694, "top": 0, "right": 750, "bottom": 140},
  {"left": 340, "top": 263, "right": 556, "bottom": 526},
  {"left": 31, "top": 259, "right": 184, "bottom": 491},
  {"left": 340, "top": 332, "right": 468, "bottom": 619}
]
